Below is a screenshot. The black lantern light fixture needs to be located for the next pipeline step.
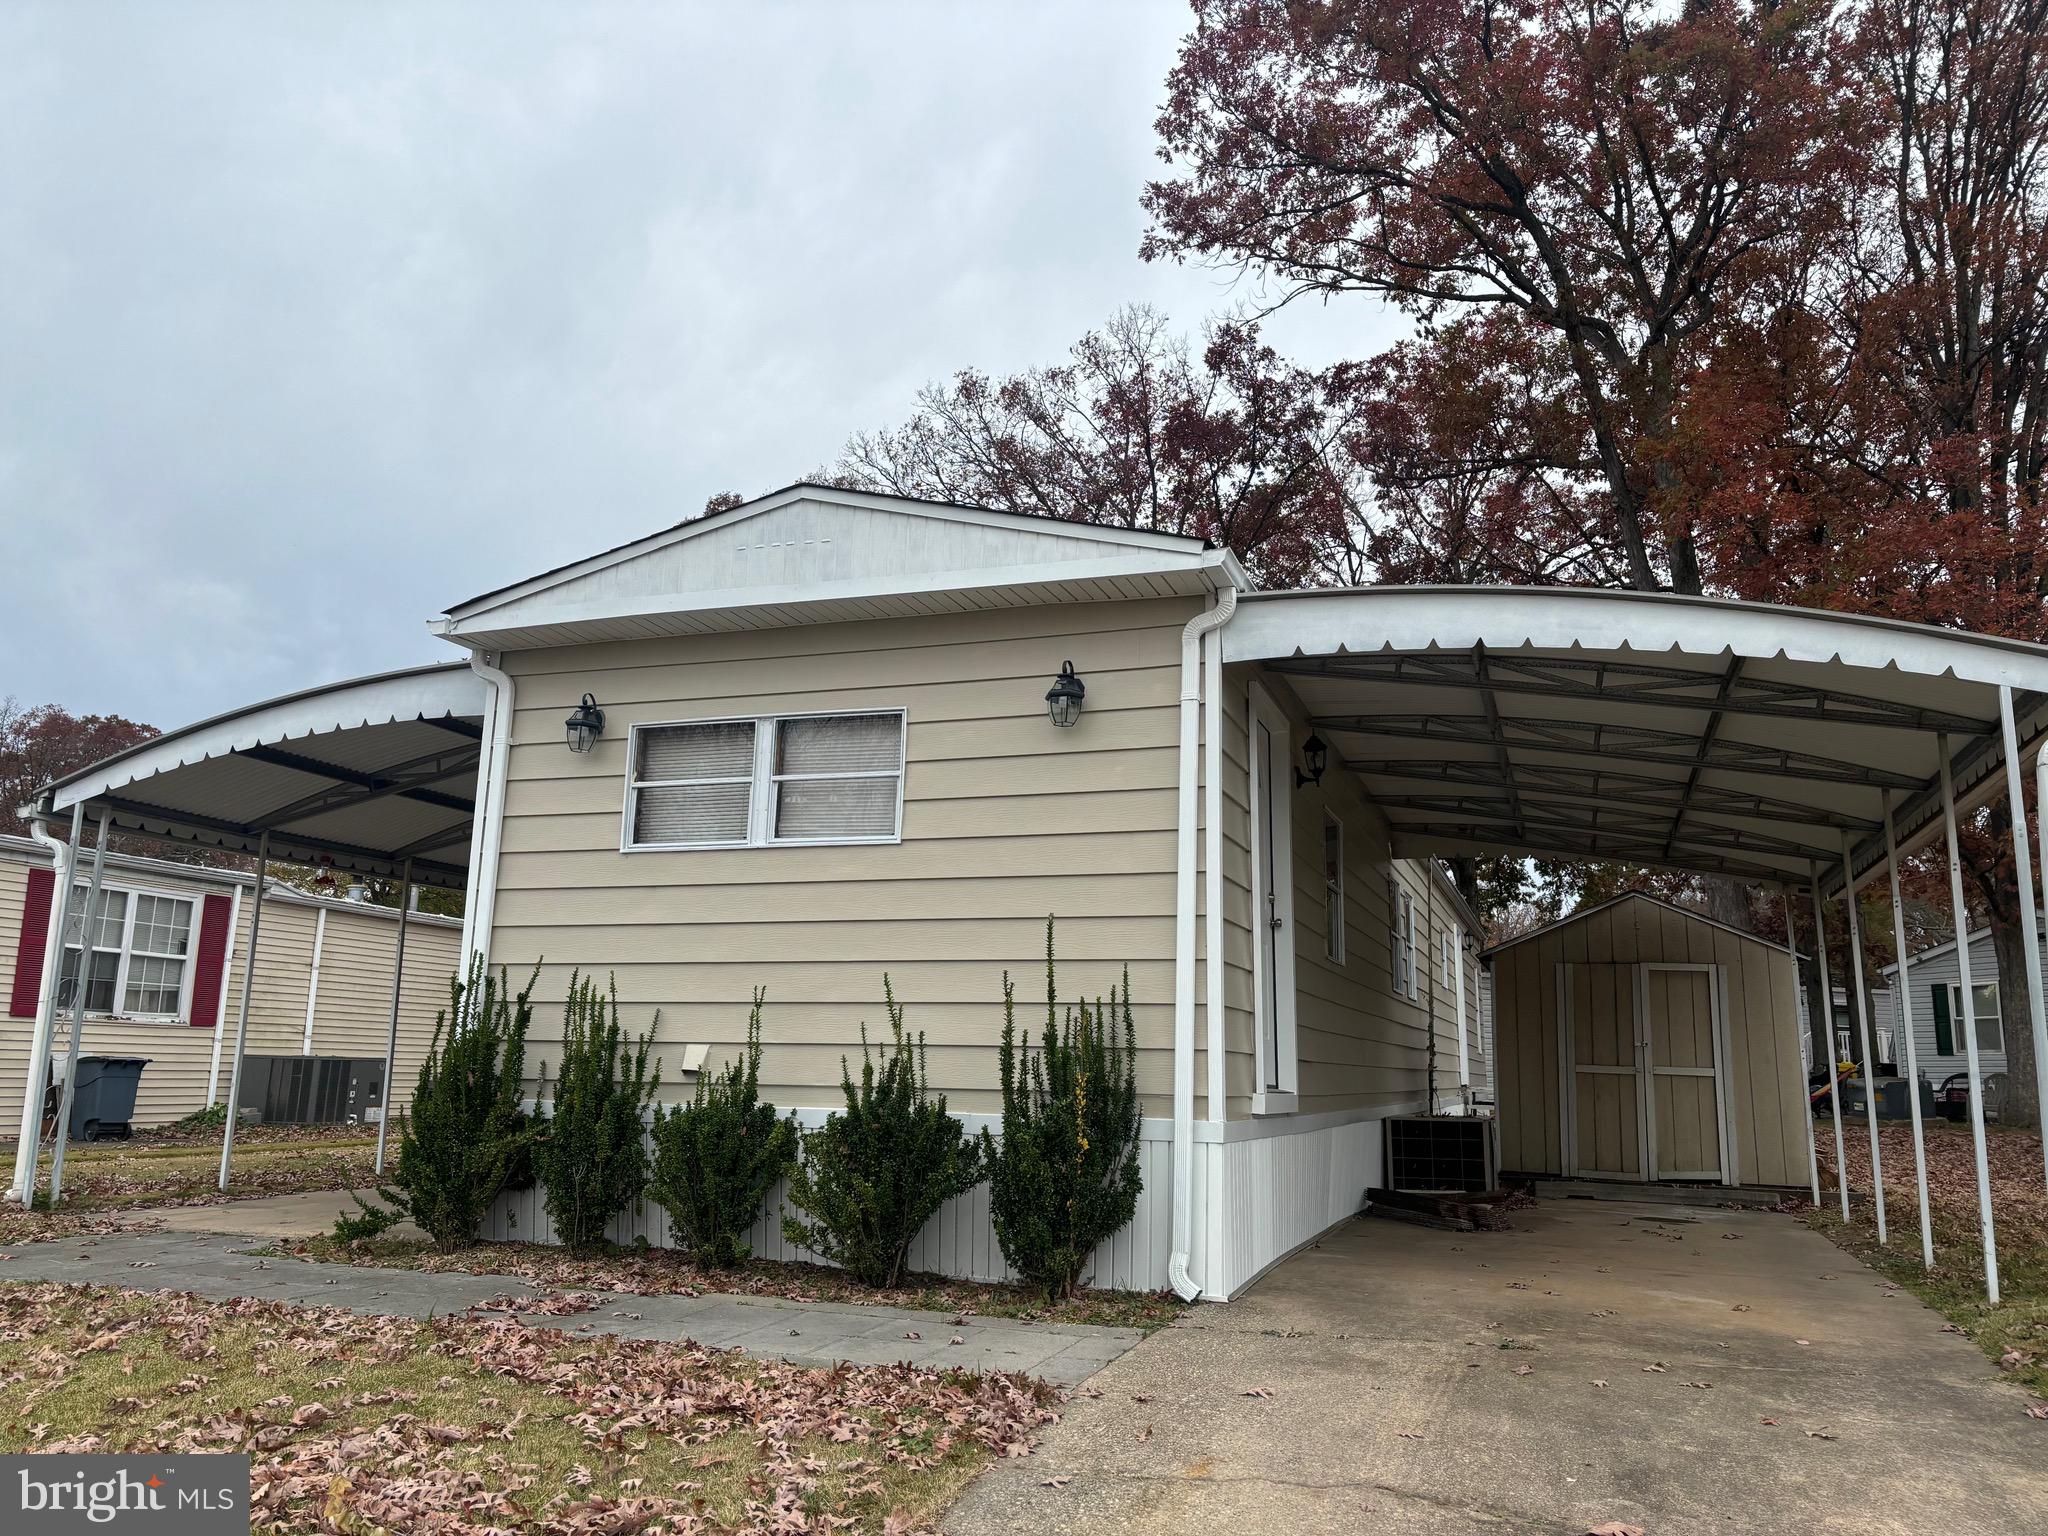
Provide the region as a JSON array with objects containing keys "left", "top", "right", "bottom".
[
  {"left": 1045, "top": 661, "right": 1086, "bottom": 728},
  {"left": 565, "top": 692, "right": 606, "bottom": 754},
  {"left": 1295, "top": 730, "right": 1328, "bottom": 789}
]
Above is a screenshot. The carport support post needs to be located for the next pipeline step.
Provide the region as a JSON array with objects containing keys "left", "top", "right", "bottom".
[
  {"left": 47, "top": 811, "right": 112, "bottom": 1206},
  {"left": 1997, "top": 686, "right": 2048, "bottom": 1194},
  {"left": 374, "top": 857, "right": 413, "bottom": 1177},
  {"left": 1779, "top": 883, "right": 1820, "bottom": 1206},
  {"left": 1882, "top": 791, "right": 1936, "bottom": 1269},
  {"left": 1838, "top": 836, "right": 1887, "bottom": 1244},
  {"left": 1810, "top": 869, "right": 1851, "bottom": 1219},
  {"left": 13, "top": 803, "right": 84, "bottom": 1204},
  {"left": 217, "top": 831, "right": 270, "bottom": 1193},
  {"left": 1938, "top": 736, "right": 2000, "bottom": 1303}
]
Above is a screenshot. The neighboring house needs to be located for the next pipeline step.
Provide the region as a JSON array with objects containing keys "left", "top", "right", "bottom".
[
  {"left": 23, "top": 483, "right": 2048, "bottom": 1297},
  {"left": 1483, "top": 894, "right": 1809, "bottom": 1188},
  {"left": 0, "top": 835, "right": 459, "bottom": 1132},
  {"left": 1871, "top": 926, "right": 2031, "bottom": 1087}
]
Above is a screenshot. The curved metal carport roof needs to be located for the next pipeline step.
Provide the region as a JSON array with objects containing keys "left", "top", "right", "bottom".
[
  {"left": 27, "top": 662, "right": 488, "bottom": 890},
  {"left": 1221, "top": 585, "right": 2048, "bottom": 895}
]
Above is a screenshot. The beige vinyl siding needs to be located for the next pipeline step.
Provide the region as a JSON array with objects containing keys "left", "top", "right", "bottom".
[
  {"left": 488, "top": 597, "right": 1201, "bottom": 1115},
  {"left": 1490, "top": 895, "right": 1808, "bottom": 1186},
  {"left": 0, "top": 838, "right": 462, "bottom": 1129}
]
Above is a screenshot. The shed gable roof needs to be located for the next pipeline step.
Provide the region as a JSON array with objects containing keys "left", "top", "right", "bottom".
[
  {"left": 433, "top": 483, "right": 1241, "bottom": 651},
  {"left": 1480, "top": 890, "right": 1795, "bottom": 959}
]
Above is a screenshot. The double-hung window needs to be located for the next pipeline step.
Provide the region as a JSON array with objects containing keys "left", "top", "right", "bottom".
[
  {"left": 1388, "top": 878, "right": 1418, "bottom": 999},
  {"left": 625, "top": 710, "right": 906, "bottom": 850},
  {"left": 58, "top": 884, "right": 195, "bottom": 1018},
  {"left": 1946, "top": 981, "right": 2003, "bottom": 1053},
  {"left": 1322, "top": 814, "right": 1345, "bottom": 965}
]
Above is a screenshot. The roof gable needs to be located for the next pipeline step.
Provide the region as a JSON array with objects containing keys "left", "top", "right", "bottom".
[
  {"left": 1481, "top": 890, "right": 1794, "bottom": 959},
  {"left": 434, "top": 483, "right": 1239, "bottom": 650}
]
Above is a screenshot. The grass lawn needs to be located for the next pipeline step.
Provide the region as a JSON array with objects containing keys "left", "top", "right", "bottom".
[
  {"left": 1811, "top": 1117, "right": 2048, "bottom": 1409},
  {"left": 0, "top": 1282, "right": 1057, "bottom": 1534},
  {"left": 0, "top": 1125, "right": 377, "bottom": 1227},
  {"left": 277, "top": 1232, "right": 1189, "bottom": 1333}
]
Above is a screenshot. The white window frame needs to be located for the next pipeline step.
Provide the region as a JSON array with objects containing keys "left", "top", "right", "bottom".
[
  {"left": 1389, "top": 878, "right": 1419, "bottom": 1000},
  {"left": 622, "top": 708, "right": 907, "bottom": 852},
  {"left": 57, "top": 877, "right": 200, "bottom": 1023},
  {"left": 1322, "top": 811, "right": 1345, "bottom": 966},
  {"left": 1948, "top": 981, "right": 2004, "bottom": 1054}
]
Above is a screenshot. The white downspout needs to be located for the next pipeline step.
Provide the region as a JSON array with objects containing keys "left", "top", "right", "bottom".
[
  {"left": 460, "top": 650, "right": 514, "bottom": 976},
  {"left": 1170, "top": 584, "right": 1237, "bottom": 1302},
  {"left": 301, "top": 907, "right": 327, "bottom": 1055},
  {"left": 8, "top": 819, "right": 75, "bottom": 1204}
]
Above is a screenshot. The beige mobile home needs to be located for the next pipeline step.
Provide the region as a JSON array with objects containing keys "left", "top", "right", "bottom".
[
  {"left": 0, "top": 835, "right": 458, "bottom": 1135},
  {"left": 19, "top": 484, "right": 2048, "bottom": 1301}
]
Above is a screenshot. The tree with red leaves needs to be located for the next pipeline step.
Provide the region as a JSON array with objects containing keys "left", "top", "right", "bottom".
[
  {"left": 1143, "top": 0, "right": 1868, "bottom": 596},
  {"left": 837, "top": 304, "right": 1367, "bottom": 588},
  {"left": 0, "top": 699, "right": 158, "bottom": 840}
]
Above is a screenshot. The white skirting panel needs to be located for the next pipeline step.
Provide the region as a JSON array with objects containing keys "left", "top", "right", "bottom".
[
  {"left": 1200, "top": 1108, "right": 1384, "bottom": 1301},
  {"left": 483, "top": 1111, "right": 1179, "bottom": 1293}
]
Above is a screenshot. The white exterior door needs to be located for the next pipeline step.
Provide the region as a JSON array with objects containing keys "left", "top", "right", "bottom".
[{"left": 1248, "top": 683, "right": 1297, "bottom": 1111}]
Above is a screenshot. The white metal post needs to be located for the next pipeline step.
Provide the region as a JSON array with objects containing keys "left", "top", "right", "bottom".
[
  {"left": 12, "top": 804, "right": 83, "bottom": 1204},
  {"left": 1938, "top": 736, "right": 2000, "bottom": 1303},
  {"left": 1839, "top": 836, "right": 1887, "bottom": 1243},
  {"left": 375, "top": 858, "right": 413, "bottom": 1177},
  {"left": 1881, "top": 791, "right": 1936, "bottom": 1269},
  {"left": 1780, "top": 883, "right": 1821, "bottom": 1206},
  {"left": 218, "top": 832, "right": 270, "bottom": 1192},
  {"left": 1810, "top": 869, "right": 1850, "bottom": 1219},
  {"left": 47, "top": 812, "right": 112, "bottom": 1205},
  {"left": 1998, "top": 686, "right": 2048, "bottom": 1192}
]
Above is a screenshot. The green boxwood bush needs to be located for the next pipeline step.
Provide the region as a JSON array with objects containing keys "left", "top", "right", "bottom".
[
  {"left": 533, "top": 972, "right": 659, "bottom": 1251},
  {"left": 982, "top": 920, "right": 1143, "bottom": 1297},
  {"left": 782, "top": 978, "right": 985, "bottom": 1287},
  {"left": 647, "top": 987, "right": 798, "bottom": 1267}
]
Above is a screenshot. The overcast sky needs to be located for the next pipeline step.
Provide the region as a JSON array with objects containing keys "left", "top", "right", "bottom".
[{"left": 1, "top": 2, "right": 1396, "bottom": 729}]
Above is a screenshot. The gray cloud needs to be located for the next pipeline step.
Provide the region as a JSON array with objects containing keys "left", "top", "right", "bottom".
[{"left": 0, "top": 1, "right": 1395, "bottom": 728}]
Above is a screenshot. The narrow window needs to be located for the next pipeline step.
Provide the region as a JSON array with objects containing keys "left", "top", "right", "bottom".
[
  {"left": 1949, "top": 982, "right": 2004, "bottom": 1053},
  {"left": 1322, "top": 814, "right": 1345, "bottom": 965}
]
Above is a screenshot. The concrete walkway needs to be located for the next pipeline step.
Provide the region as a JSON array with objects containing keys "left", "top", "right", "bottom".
[
  {"left": 947, "top": 1199, "right": 2048, "bottom": 1535},
  {"left": 0, "top": 1227, "right": 1140, "bottom": 1387}
]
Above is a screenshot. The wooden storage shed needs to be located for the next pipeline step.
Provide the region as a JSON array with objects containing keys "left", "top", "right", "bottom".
[{"left": 1484, "top": 894, "right": 1810, "bottom": 1188}]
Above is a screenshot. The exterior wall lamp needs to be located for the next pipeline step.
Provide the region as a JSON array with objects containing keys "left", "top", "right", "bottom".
[
  {"left": 1045, "top": 661, "right": 1086, "bottom": 728},
  {"left": 565, "top": 693, "right": 606, "bottom": 754},
  {"left": 1296, "top": 730, "right": 1328, "bottom": 789}
]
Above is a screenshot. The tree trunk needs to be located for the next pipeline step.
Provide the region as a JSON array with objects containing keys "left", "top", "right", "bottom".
[{"left": 1988, "top": 911, "right": 2041, "bottom": 1129}]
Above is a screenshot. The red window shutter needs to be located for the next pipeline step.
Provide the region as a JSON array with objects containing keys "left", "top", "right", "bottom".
[
  {"left": 8, "top": 866, "right": 56, "bottom": 1018},
  {"left": 187, "top": 893, "right": 234, "bottom": 1027}
]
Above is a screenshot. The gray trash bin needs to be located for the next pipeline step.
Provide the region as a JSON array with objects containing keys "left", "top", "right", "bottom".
[{"left": 67, "top": 1056, "right": 149, "bottom": 1141}]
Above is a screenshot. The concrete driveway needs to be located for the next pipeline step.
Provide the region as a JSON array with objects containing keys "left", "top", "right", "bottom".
[{"left": 947, "top": 1198, "right": 2048, "bottom": 1535}]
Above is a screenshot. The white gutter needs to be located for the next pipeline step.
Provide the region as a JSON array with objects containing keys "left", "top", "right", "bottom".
[
  {"left": 459, "top": 650, "right": 514, "bottom": 975},
  {"left": 8, "top": 819, "right": 74, "bottom": 1204},
  {"left": 1170, "top": 583, "right": 1238, "bottom": 1302}
]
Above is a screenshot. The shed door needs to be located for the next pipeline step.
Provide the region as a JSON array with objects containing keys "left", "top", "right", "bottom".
[
  {"left": 1643, "top": 965, "right": 1728, "bottom": 1182},
  {"left": 1563, "top": 962, "right": 1645, "bottom": 1180}
]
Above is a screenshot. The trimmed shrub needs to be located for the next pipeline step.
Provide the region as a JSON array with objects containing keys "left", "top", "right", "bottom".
[
  {"left": 782, "top": 978, "right": 985, "bottom": 1287},
  {"left": 982, "top": 919, "right": 1143, "bottom": 1297},
  {"left": 389, "top": 956, "right": 536, "bottom": 1252},
  {"left": 533, "top": 973, "right": 660, "bottom": 1251},
  {"left": 332, "top": 1187, "right": 405, "bottom": 1244},
  {"left": 647, "top": 987, "right": 798, "bottom": 1267}
]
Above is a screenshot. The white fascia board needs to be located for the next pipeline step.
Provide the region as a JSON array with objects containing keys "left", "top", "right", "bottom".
[
  {"left": 41, "top": 666, "right": 488, "bottom": 816},
  {"left": 435, "top": 484, "right": 1222, "bottom": 629},
  {"left": 433, "top": 547, "right": 1239, "bottom": 645},
  {"left": 1227, "top": 586, "right": 2048, "bottom": 694}
]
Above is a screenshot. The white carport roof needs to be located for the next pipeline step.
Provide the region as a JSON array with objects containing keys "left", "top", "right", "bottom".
[
  {"left": 1224, "top": 586, "right": 2048, "bottom": 895},
  {"left": 28, "top": 662, "right": 487, "bottom": 889}
]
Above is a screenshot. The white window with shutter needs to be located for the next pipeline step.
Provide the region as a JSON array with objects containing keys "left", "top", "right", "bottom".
[
  {"left": 57, "top": 881, "right": 196, "bottom": 1019},
  {"left": 624, "top": 710, "right": 906, "bottom": 850}
]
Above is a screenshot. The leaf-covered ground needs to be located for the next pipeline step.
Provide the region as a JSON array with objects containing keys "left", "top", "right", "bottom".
[
  {"left": 0, "top": 1283, "right": 1060, "bottom": 1533},
  {"left": 1812, "top": 1118, "right": 2048, "bottom": 1406},
  {"left": 2, "top": 1129, "right": 378, "bottom": 1218},
  {"left": 279, "top": 1235, "right": 1188, "bottom": 1333}
]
